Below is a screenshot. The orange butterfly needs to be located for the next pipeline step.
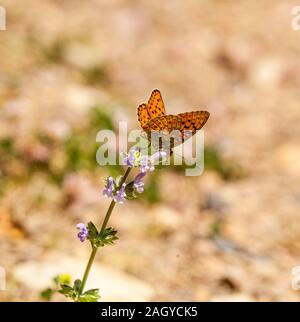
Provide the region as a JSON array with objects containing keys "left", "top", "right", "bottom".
[{"left": 137, "top": 89, "right": 210, "bottom": 149}]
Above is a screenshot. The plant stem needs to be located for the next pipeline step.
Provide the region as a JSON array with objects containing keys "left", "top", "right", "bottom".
[
  {"left": 78, "top": 247, "right": 97, "bottom": 296},
  {"left": 78, "top": 167, "right": 132, "bottom": 295}
]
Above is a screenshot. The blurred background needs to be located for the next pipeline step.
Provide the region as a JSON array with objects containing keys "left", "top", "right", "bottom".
[{"left": 0, "top": 0, "right": 300, "bottom": 301}]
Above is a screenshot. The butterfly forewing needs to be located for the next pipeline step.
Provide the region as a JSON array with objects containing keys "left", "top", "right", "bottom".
[
  {"left": 137, "top": 103, "right": 151, "bottom": 131},
  {"left": 137, "top": 89, "right": 166, "bottom": 131},
  {"left": 147, "top": 89, "right": 166, "bottom": 119}
]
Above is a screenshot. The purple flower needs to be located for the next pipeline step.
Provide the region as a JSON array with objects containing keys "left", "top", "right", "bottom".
[
  {"left": 151, "top": 150, "right": 167, "bottom": 163},
  {"left": 139, "top": 150, "right": 167, "bottom": 173},
  {"left": 140, "top": 155, "right": 154, "bottom": 173},
  {"left": 122, "top": 147, "right": 141, "bottom": 167},
  {"left": 134, "top": 172, "right": 146, "bottom": 194},
  {"left": 76, "top": 223, "right": 88, "bottom": 242},
  {"left": 113, "top": 183, "right": 127, "bottom": 204},
  {"left": 103, "top": 176, "right": 114, "bottom": 198}
]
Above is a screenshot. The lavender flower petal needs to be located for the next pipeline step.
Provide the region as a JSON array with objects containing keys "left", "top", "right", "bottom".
[
  {"left": 113, "top": 183, "right": 127, "bottom": 204},
  {"left": 134, "top": 172, "right": 146, "bottom": 194},
  {"left": 76, "top": 223, "right": 88, "bottom": 242},
  {"left": 122, "top": 147, "right": 141, "bottom": 167},
  {"left": 103, "top": 176, "right": 114, "bottom": 198}
]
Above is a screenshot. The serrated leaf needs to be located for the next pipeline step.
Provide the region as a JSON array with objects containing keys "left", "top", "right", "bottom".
[
  {"left": 60, "top": 284, "right": 73, "bottom": 291},
  {"left": 96, "top": 227, "right": 118, "bottom": 247},
  {"left": 58, "top": 284, "right": 74, "bottom": 295},
  {"left": 78, "top": 288, "right": 100, "bottom": 302},
  {"left": 84, "top": 288, "right": 100, "bottom": 295},
  {"left": 87, "top": 222, "right": 98, "bottom": 240}
]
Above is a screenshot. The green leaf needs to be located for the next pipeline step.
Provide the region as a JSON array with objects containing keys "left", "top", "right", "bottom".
[
  {"left": 87, "top": 224, "right": 119, "bottom": 248},
  {"left": 97, "top": 227, "right": 118, "bottom": 247},
  {"left": 58, "top": 283, "right": 74, "bottom": 295},
  {"left": 40, "top": 288, "right": 54, "bottom": 301},
  {"left": 125, "top": 182, "right": 138, "bottom": 200},
  {"left": 87, "top": 222, "right": 98, "bottom": 240},
  {"left": 73, "top": 279, "right": 82, "bottom": 292},
  {"left": 78, "top": 288, "right": 100, "bottom": 302}
]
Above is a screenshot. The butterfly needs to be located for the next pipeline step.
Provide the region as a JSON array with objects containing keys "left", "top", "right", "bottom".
[{"left": 137, "top": 89, "right": 210, "bottom": 150}]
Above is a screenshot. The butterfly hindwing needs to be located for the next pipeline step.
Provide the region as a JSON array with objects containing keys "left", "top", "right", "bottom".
[
  {"left": 148, "top": 111, "right": 209, "bottom": 135},
  {"left": 177, "top": 111, "right": 210, "bottom": 134},
  {"left": 146, "top": 115, "right": 180, "bottom": 148},
  {"left": 147, "top": 111, "right": 210, "bottom": 146}
]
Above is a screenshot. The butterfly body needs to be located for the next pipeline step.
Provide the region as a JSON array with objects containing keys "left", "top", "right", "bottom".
[{"left": 137, "top": 89, "right": 210, "bottom": 150}]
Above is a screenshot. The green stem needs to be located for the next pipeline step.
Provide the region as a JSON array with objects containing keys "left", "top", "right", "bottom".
[
  {"left": 78, "top": 247, "right": 97, "bottom": 296},
  {"left": 78, "top": 167, "right": 132, "bottom": 295}
]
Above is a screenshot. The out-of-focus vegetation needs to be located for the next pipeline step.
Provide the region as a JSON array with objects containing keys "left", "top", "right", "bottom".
[{"left": 1, "top": 0, "right": 300, "bottom": 302}]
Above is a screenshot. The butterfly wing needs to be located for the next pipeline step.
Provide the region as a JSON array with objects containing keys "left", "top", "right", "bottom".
[
  {"left": 146, "top": 115, "right": 179, "bottom": 149},
  {"left": 137, "top": 89, "right": 166, "bottom": 132},
  {"left": 147, "top": 111, "right": 210, "bottom": 147},
  {"left": 147, "top": 89, "right": 166, "bottom": 119},
  {"left": 177, "top": 111, "right": 210, "bottom": 135},
  {"left": 137, "top": 103, "right": 151, "bottom": 131},
  {"left": 137, "top": 90, "right": 210, "bottom": 149}
]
